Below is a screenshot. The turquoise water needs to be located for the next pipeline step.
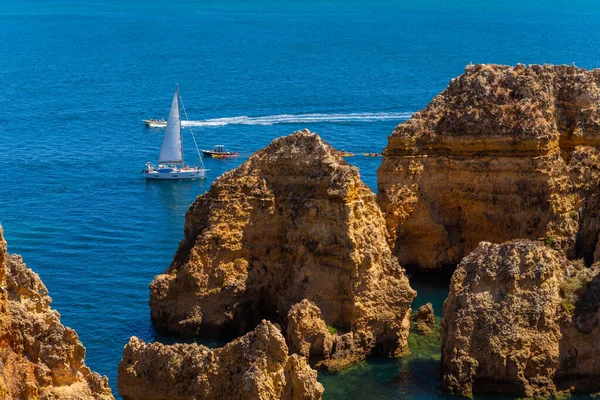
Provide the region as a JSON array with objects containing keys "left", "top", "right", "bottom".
[{"left": 1, "top": 1, "right": 600, "bottom": 398}]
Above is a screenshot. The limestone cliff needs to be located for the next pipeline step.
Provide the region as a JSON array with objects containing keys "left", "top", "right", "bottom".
[
  {"left": 441, "top": 239, "right": 600, "bottom": 397},
  {"left": 556, "top": 262, "right": 600, "bottom": 392},
  {"left": 117, "top": 320, "right": 323, "bottom": 400},
  {"left": 378, "top": 64, "right": 600, "bottom": 269},
  {"left": 150, "top": 129, "right": 416, "bottom": 367},
  {"left": 0, "top": 226, "right": 114, "bottom": 400}
]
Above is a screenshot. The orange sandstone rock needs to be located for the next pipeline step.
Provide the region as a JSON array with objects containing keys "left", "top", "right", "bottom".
[
  {"left": 412, "top": 302, "right": 435, "bottom": 334},
  {"left": 149, "top": 130, "right": 416, "bottom": 368},
  {"left": 441, "top": 239, "right": 600, "bottom": 397},
  {"left": 0, "top": 226, "right": 114, "bottom": 400},
  {"left": 286, "top": 300, "right": 333, "bottom": 364},
  {"left": 378, "top": 64, "right": 600, "bottom": 270},
  {"left": 117, "top": 320, "right": 323, "bottom": 400}
]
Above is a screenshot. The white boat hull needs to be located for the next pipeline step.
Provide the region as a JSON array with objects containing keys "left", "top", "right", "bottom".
[
  {"left": 144, "top": 121, "right": 191, "bottom": 128},
  {"left": 145, "top": 168, "right": 208, "bottom": 180}
]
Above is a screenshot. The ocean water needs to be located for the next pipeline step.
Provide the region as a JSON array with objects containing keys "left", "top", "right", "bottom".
[{"left": 1, "top": 1, "right": 600, "bottom": 398}]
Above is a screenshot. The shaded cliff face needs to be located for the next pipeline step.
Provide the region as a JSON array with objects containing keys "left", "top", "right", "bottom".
[
  {"left": 117, "top": 320, "right": 323, "bottom": 400},
  {"left": 0, "top": 226, "right": 114, "bottom": 400},
  {"left": 556, "top": 263, "right": 600, "bottom": 392},
  {"left": 378, "top": 64, "right": 600, "bottom": 269},
  {"left": 150, "top": 130, "right": 416, "bottom": 365},
  {"left": 441, "top": 240, "right": 600, "bottom": 397}
]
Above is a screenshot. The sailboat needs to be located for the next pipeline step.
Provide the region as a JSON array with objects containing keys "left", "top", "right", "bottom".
[{"left": 143, "top": 85, "right": 208, "bottom": 180}]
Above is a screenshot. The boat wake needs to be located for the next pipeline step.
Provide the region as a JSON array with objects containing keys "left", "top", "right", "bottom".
[{"left": 181, "top": 112, "right": 413, "bottom": 127}]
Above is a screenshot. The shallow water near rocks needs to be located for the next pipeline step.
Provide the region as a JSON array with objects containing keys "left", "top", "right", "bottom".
[
  {"left": 319, "top": 277, "right": 451, "bottom": 400},
  {"left": 1, "top": 1, "right": 600, "bottom": 399}
]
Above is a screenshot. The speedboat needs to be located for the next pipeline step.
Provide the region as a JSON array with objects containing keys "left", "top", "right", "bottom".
[
  {"left": 143, "top": 118, "right": 167, "bottom": 127},
  {"left": 143, "top": 85, "right": 208, "bottom": 180},
  {"left": 201, "top": 145, "right": 239, "bottom": 158}
]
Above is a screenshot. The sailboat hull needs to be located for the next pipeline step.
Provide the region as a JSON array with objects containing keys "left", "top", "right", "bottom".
[{"left": 144, "top": 168, "right": 208, "bottom": 180}]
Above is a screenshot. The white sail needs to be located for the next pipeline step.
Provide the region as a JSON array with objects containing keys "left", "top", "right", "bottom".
[{"left": 158, "top": 86, "right": 183, "bottom": 164}]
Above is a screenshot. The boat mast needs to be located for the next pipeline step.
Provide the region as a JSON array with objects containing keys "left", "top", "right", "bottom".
[
  {"left": 178, "top": 88, "right": 206, "bottom": 169},
  {"left": 176, "top": 84, "right": 184, "bottom": 166}
]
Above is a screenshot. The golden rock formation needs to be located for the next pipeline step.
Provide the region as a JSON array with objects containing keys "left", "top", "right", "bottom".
[
  {"left": 149, "top": 129, "right": 416, "bottom": 368},
  {"left": 378, "top": 64, "right": 600, "bottom": 270},
  {"left": 0, "top": 226, "right": 114, "bottom": 400},
  {"left": 412, "top": 302, "right": 435, "bottom": 335},
  {"left": 117, "top": 320, "right": 323, "bottom": 400},
  {"left": 441, "top": 239, "right": 600, "bottom": 397},
  {"left": 285, "top": 300, "right": 334, "bottom": 364}
]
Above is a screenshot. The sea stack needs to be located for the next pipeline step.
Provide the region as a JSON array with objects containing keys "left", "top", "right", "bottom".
[
  {"left": 412, "top": 302, "right": 435, "bottom": 335},
  {"left": 0, "top": 226, "right": 114, "bottom": 399},
  {"left": 378, "top": 64, "right": 600, "bottom": 270},
  {"left": 149, "top": 129, "right": 416, "bottom": 368},
  {"left": 118, "top": 320, "right": 323, "bottom": 400},
  {"left": 441, "top": 240, "right": 600, "bottom": 397}
]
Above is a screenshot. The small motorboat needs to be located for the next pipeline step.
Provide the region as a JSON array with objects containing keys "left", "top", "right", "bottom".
[
  {"left": 339, "top": 150, "right": 355, "bottom": 157},
  {"left": 362, "top": 152, "right": 380, "bottom": 157},
  {"left": 201, "top": 145, "right": 239, "bottom": 158},
  {"left": 143, "top": 118, "right": 167, "bottom": 127}
]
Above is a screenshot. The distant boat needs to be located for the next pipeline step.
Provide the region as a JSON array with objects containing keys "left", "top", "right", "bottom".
[
  {"left": 201, "top": 145, "right": 239, "bottom": 158},
  {"left": 143, "top": 85, "right": 208, "bottom": 180},
  {"left": 143, "top": 118, "right": 167, "bottom": 128}
]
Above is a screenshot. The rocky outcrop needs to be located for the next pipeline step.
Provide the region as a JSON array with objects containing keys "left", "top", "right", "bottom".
[
  {"left": 0, "top": 226, "right": 114, "bottom": 400},
  {"left": 284, "top": 299, "right": 375, "bottom": 372},
  {"left": 441, "top": 239, "right": 600, "bottom": 397},
  {"left": 556, "top": 264, "right": 600, "bottom": 393},
  {"left": 412, "top": 303, "right": 435, "bottom": 334},
  {"left": 378, "top": 64, "right": 600, "bottom": 270},
  {"left": 117, "top": 320, "right": 323, "bottom": 400},
  {"left": 286, "top": 300, "right": 333, "bottom": 364},
  {"left": 149, "top": 130, "right": 416, "bottom": 367}
]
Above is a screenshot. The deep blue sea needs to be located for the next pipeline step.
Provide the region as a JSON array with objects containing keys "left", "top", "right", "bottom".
[{"left": 1, "top": 1, "right": 600, "bottom": 399}]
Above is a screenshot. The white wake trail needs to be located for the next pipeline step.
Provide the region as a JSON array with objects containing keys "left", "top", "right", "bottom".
[{"left": 181, "top": 112, "right": 413, "bottom": 127}]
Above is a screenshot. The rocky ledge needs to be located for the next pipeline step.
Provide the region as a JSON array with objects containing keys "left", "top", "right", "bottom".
[
  {"left": 0, "top": 226, "right": 114, "bottom": 400},
  {"left": 149, "top": 129, "right": 416, "bottom": 368},
  {"left": 117, "top": 320, "right": 323, "bottom": 400},
  {"left": 378, "top": 64, "right": 600, "bottom": 270},
  {"left": 441, "top": 239, "right": 600, "bottom": 398}
]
